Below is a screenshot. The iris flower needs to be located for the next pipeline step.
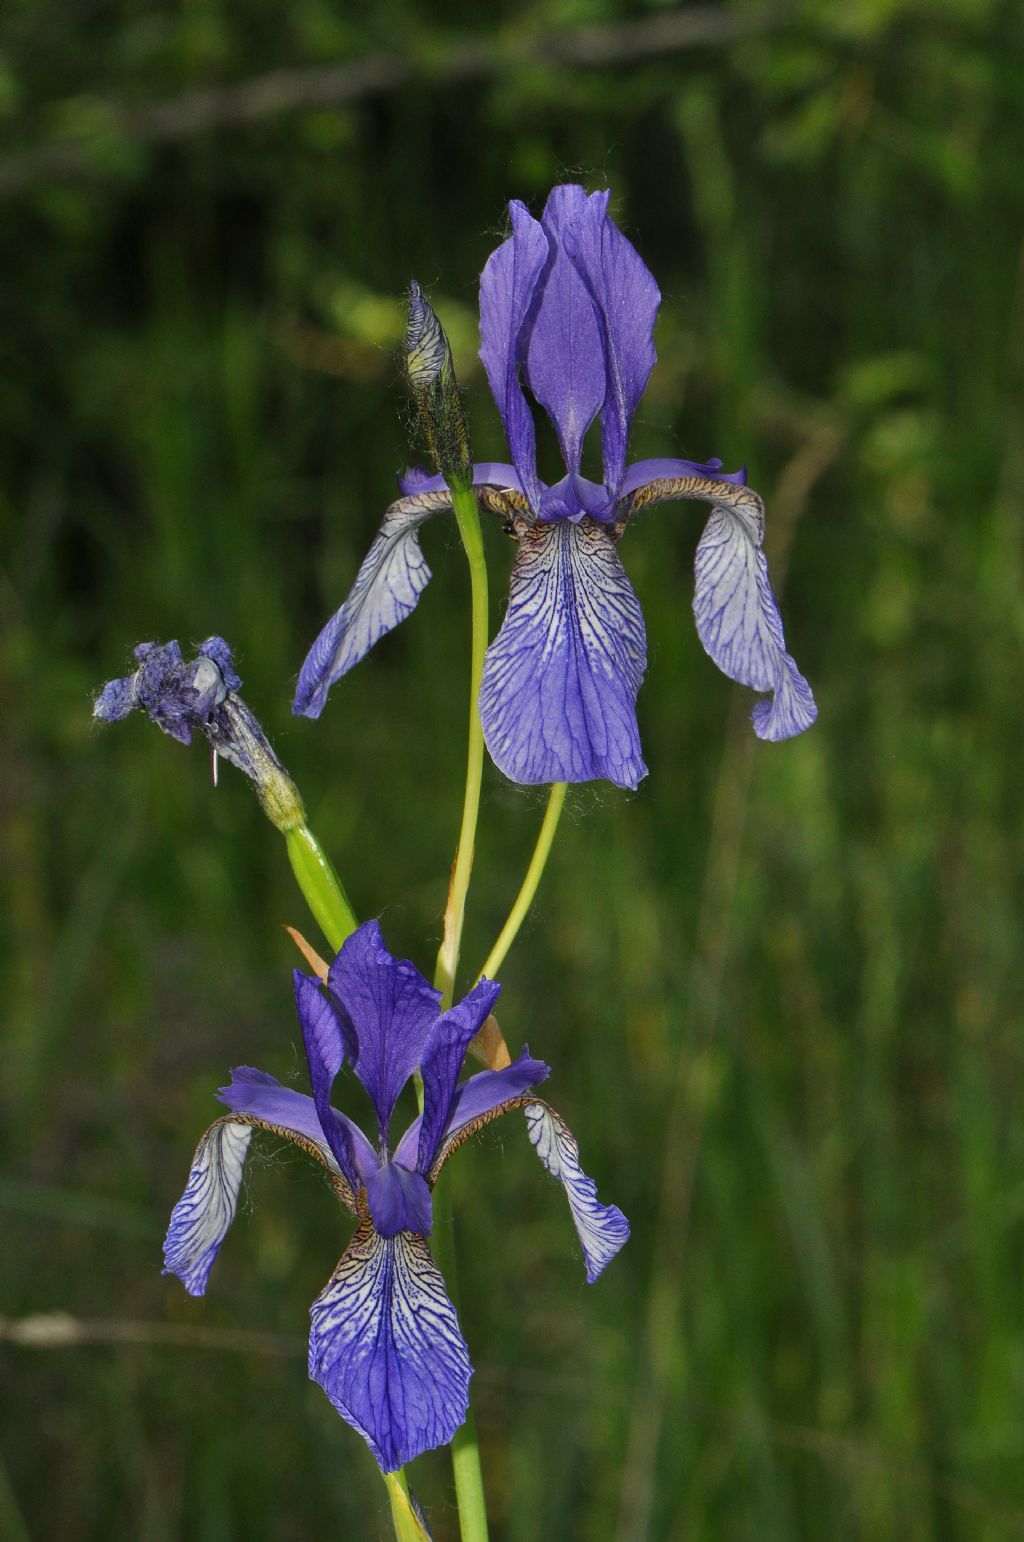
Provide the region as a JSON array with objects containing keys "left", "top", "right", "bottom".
[
  {"left": 294, "top": 184, "right": 816, "bottom": 788},
  {"left": 164, "top": 920, "right": 628, "bottom": 1471}
]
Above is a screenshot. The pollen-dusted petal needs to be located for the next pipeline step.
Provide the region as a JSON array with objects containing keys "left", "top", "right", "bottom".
[
  {"left": 479, "top": 519, "right": 648, "bottom": 788},
  {"left": 292, "top": 489, "right": 453, "bottom": 719},
  {"left": 364, "top": 1160, "right": 433, "bottom": 1238},
  {"left": 479, "top": 200, "right": 550, "bottom": 512},
  {"left": 327, "top": 920, "right": 442, "bottom": 1139},
  {"left": 692, "top": 488, "right": 817, "bottom": 740},
  {"left": 162, "top": 1118, "right": 253, "bottom": 1297},
  {"left": 521, "top": 184, "right": 605, "bottom": 475},
  {"left": 308, "top": 1222, "right": 472, "bottom": 1473},
  {"left": 560, "top": 190, "right": 661, "bottom": 496},
  {"left": 415, "top": 977, "right": 503, "bottom": 1174},
  {"left": 524, "top": 1101, "right": 630, "bottom": 1283}
]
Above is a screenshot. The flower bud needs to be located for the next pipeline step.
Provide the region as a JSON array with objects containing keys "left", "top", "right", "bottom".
[{"left": 404, "top": 281, "right": 471, "bottom": 490}]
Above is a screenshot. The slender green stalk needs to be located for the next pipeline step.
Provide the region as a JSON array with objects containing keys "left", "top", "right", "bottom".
[
  {"left": 477, "top": 782, "right": 567, "bottom": 982},
  {"left": 430, "top": 1203, "right": 490, "bottom": 1542},
  {"left": 430, "top": 479, "right": 492, "bottom": 1542},
  {"left": 384, "top": 1470, "right": 432, "bottom": 1542},
  {"left": 284, "top": 822, "right": 358, "bottom": 952},
  {"left": 434, "top": 482, "right": 489, "bottom": 1010}
]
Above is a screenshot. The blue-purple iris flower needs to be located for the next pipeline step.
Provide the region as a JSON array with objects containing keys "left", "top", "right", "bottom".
[
  {"left": 164, "top": 920, "right": 628, "bottom": 1472},
  {"left": 293, "top": 184, "right": 816, "bottom": 789}
]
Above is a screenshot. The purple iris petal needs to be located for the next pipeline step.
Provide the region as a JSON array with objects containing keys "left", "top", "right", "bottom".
[
  {"left": 327, "top": 920, "right": 442, "bottom": 1140},
  {"left": 292, "top": 488, "right": 455, "bottom": 719},
  {"left": 416, "top": 977, "right": 503, "bottom": 1174},
  {"left": 398, "top": 462, "right": 524, "bottom": 498},
  {"left": 478, "top": 200, "right": 550, "bottom": 512},
  {"left": 163, "top": 1119, "right": 253, "bottom": 1296},
  {"left": 560, "top": 191, "right": 661, "bottom": 496},
  {"left": 93, "top": 672, "right": 138, "bottom": 722},
  {"left": 293, "top": 971, "right": 371, "bottom": 1192},
  {"left": 479, "top": 520, "right": 648, "bottom": 788},
  {"left": 521, "top": 185, "right": 605, "bottom": 475},
  {"left": 217, "top": 1065, "right": 378, "bottom": 1185},
  {"left": 693, "top": 494, "right": 817, "bottom": 740},
  {"left": 524, "top": 1102, "right": 630, "bottom": 1283},
  {"left": 364, "top": 1161, "right": 433, "bottom": 1237},
  {"left": 619, "top": 456, "right": 747, "bottom": 497},
  {"left": 537, "top": 473, "right": 612, "bottom": 524},
  {"left": 309, "top": 1224, "right": 472, "bottom": 1472},
  {"left": 393, "top": 1046, "right": 550, "bottom": 1172}
]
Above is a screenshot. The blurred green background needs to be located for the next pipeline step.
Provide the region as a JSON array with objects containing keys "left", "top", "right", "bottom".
[{"left": 2, "top": 0, "right": 1024, "bottom": 1537}]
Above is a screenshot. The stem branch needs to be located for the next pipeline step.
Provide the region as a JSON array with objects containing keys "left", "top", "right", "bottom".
[
  {"left": 434, "top": 483, "right": 489, "bottom": 1009},
  {"left": 477, "top": 783, "right": 567, "bottom": 982}
]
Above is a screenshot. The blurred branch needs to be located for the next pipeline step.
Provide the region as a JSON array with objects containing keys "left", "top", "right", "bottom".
[
  {"left": 0, "top": 7, "right": 788, "bottom": 200},
  {"left": 0, "top": 1310, "right": 302, "bottom": 1356},
  {"left": 8, "top": 1312, "right": 1024, "bottom": 1532}
]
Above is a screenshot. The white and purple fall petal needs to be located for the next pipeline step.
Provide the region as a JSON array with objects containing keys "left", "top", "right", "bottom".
[
  {"left": 525, "top": 1102, "right": 630, "bottom": 1283},
  {"left": 309, "top": 1222, "right": 472, "bottom": 1474},
  {"left": 479, "top": 520, "right": 648, "bottom": 789}
]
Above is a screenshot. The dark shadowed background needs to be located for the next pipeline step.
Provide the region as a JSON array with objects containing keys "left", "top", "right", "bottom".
[{"left": 2, "top": 1, "right": 1024, "bottom": 1538}]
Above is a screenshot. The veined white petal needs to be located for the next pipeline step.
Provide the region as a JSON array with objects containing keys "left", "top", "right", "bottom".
[
  {"left": 293, "top": 490, "right": 451, "bottom": 718},
  {"left": 162, "top": 1119, "right": 253, "bottom": 1297},
  {"left": 479, "top": 519, "right": 648, "bottom": 788},
  {"left": 309, "top": 1223, "right": 471, "bottom": 1472},
  {"left": 524, "top": 1101, "right": 630, "bottom": 1283},
  {"left": 621, "top": 473, "right": 816, "bottom": 740}
]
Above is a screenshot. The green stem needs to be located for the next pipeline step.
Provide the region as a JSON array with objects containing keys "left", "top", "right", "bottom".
[
  {"left": 431, "top": 479, "right": 491, "bottom": 1542},
  {"left": 477, "top": 783, "right": 567, "bottom": 982},
  {"left": 431, "top": 1198, "right": 490, "bottom": 1542},
  {"left": 284, "top": 822, "right": 358, "bottom": 952},
  {"left": 434, "top": 482, "right": 489, "bottom": 1010},
  {"left": 384, "top": 1470, "right": 431, "bottom": 1542}
]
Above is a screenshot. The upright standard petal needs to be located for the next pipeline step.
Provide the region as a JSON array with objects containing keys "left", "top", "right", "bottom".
[
  {"left": 521, "top": 185, "right": 606, "bottom": 474},
  {"left": 163, "top": 1118, "right": 253, "bottom": 1296},
  {"left": 478, "top": 200, "right": 549, "bottom": 512},
  {"left": 392, "top": 1046, "right": 550, "bottom": 1175},
  {"left": 292, "top": 489, "right": 453, "bottom": 719},
  {"left": 328, "top": 920, "right": 442, "bottom": 1138},
  {"left": 479, "top": 519, "right": 648, "bottom": 788},
  {"left": 309, "top": 1222, "right": 472, "bottom": 1472},
  {"left": 561, "top": 190, "right": 660, "bottom": 495},
  {"left": 524, "top": 1101, "right": 630, "bottom": 1283},
  {"left": 293, "top": 972, "right": 376, "bottom": 1193},
  {"left": 416, "top": 977, "right": 503, "bottom": 1173}
]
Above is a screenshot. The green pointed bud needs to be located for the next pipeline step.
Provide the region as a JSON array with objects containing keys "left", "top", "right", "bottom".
[{"left": 405, "top": 281, "right": 472, "bottom": 491}]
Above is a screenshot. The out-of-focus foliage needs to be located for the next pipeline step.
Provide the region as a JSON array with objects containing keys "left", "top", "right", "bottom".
[{"left": 2, "top": 0, "right": 1024, "bottom": 1538}]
